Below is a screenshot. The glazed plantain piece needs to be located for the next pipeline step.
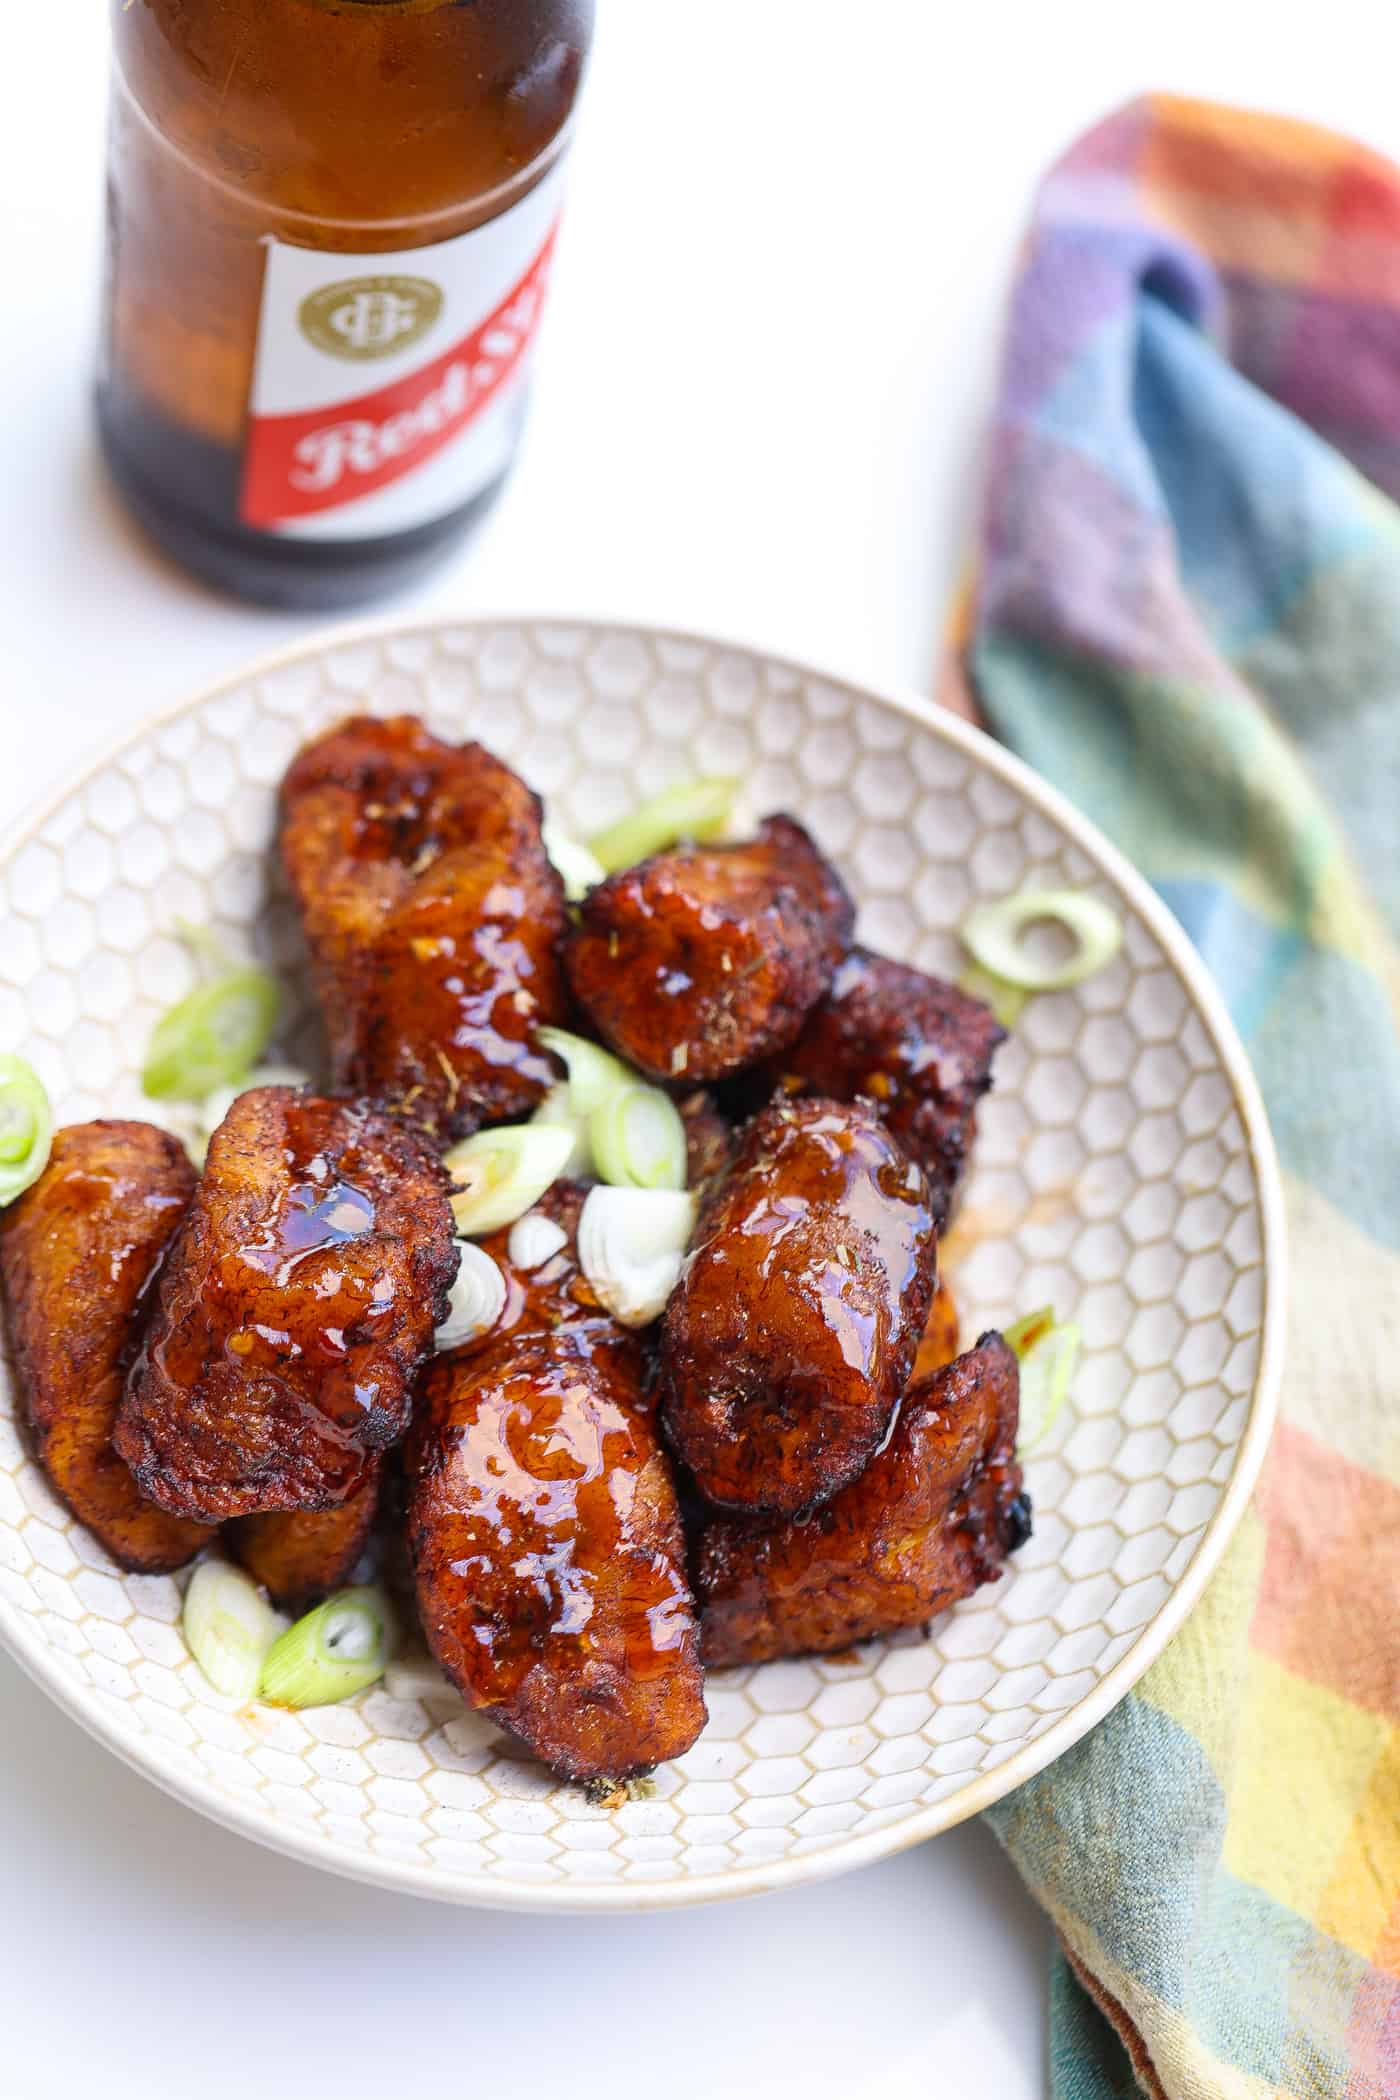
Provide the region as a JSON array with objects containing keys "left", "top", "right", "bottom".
[
  {"left": 115, "top": 1087, "right": 457, "bottom": 1523},
  {"left": 227, "top": 1463, "right": 382, "bottom": 1612},
  {"left": 677, "top": 1089, "right": 737, "bottom": 1194},
  {"left": 661, "top": 1096, "right": 938, "bottom": 1517},
  {"left": 0, "top": 1122, "right": 213, "bottom": 1573},
  {"left": 755, "top": 948, "right": 1005, "bottom": 1227},
  {"left": 565, "top": 815, "right": 854, "bottom": 1084},
  {"left": 912, "top": 1279, "right": 961, "bottom": 1382},
  {"left": 280, "top": 715, "right": 569, "bottom": 1143},
  {"left": 699, "top": 1333, "right": 1031, "bottom": 1667},
  {"left": 407, "top": 1328, "right": 706, "bottom": 1782}
]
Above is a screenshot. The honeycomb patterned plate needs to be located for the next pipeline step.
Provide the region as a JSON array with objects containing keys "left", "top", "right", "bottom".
[{"left": 0, "top": 616, "right": 1284, "bottom": 1911}]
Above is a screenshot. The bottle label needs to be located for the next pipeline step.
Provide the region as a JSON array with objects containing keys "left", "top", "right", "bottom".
[{"left": 240, "top": 160, "right": 565, "bottom": 539}]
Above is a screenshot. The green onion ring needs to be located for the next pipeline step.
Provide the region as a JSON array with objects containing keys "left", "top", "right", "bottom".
[
  {"left": 960, "top": 889, "right": 1122, "bottom": 994},
  {"left": 587, "top": 776, "right": 740, "bottom": 875},
  {"left": 0, "top": 1056, "right": 53, "bottom": 1206}
]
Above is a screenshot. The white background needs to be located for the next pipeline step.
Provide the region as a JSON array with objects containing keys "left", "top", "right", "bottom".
[{"left": 0, "top": 5, "right": 1387, "bottom": 2095}]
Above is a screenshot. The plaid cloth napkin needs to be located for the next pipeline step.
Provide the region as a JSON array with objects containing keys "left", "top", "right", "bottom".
[{"left": 957, "top": 96, "right": 1400, "bottom": 2099}]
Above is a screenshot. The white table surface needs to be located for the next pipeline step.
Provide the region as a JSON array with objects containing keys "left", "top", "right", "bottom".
[{"left": 0, "top": 5, "right": 1388, "bottom": 2093}]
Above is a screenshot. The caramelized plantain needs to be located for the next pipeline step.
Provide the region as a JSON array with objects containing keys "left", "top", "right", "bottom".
[
  {"left": 661, "top": 1096, "right": 938, "bottom": 1516},
  {"left": 699, "top": 1334, "right": 1030, "bottom": 1666},
  {"left": 280, "top": 715, "right": 569, "bottom": 1143},
  {"left": 407, "top": 1329, "right": 705, "bottom": 1782},
  {"left": 755, "top": 948, "right": 1005, "bottom": 1226},
  {"left": 115, "top": 1087, "right": 456, "bottom": 1522},
  {"left": 565, "top": 816, "right": 853, "bottom": 1084},
  {"left": 0, "top": 1122, "right": 213, "bottom": 1573},
  {"left": 912, "top": 1279, "right": 961, "bottom": 1382},
  {"left": 227, "top": 1463, "right": 382, "bottom": 1611}
]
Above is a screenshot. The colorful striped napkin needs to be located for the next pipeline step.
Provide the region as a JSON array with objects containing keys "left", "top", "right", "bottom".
[{"left": 959, "top": 96, "right": 1400, "bottom": 2098}]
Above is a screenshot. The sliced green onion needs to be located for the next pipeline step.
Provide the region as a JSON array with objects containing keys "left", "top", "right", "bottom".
[
  {"left": 537, "top": 1026, "right": 634, "bottom": 1113},
  {"left": 957, "top": 962, "right": 1028, "bottom": 1031},
  {"left": 1004, "top": 1308, "right": 1081, "bottom": 1453},
  {"left": 183, "top": 1559, "right": 285, "bottom": 1702},
  {"left": 259, "top": 1584, "right": 395, "bottom": 1709},
  {"left": 590, "top": 1081, "right": 687, "bottom": 1191},
  {"left": 508, "top": 1211, "right": 569, "bottom": 1270},
  {"left": 142, "top": 967, "right": 280, "bottom": 1103},
  {"left": 530, "top": 1082, "right": 595, "bottom": 1178},
  {"left": 578, "top": 1186, "right": 697, "bottom": 1328},
  {"left": 587, "top": 776, "right": 740, "bottom": 874},
  {"left": 0, "top": 1056, "right": 53, "bottom": 1207},
  {"left": 542, "top": 819, "right": 606, "bottom": 903},
  {"left": 444, "top": 1122, "right": 575, "bottom": 1236},
  {"left": 960, "top": 889, "right": 1122, "bottom": 995},
  {"left": 435, "top": 1242, "right": 507, "bottom": 1350}
]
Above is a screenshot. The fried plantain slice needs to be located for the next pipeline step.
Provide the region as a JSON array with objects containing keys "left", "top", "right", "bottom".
[
  {"left": 227, "top": 1462, "right": 382, "bottom": 1612},
  {"left": 699, "top": 1333, "right": 1031, "bottom": 1667},
  {"left": 0, "top": 1121, "right": 213, "bottom": 1573},
  {"left": 565, "top": 815, "right": 853, "bottom": 1084},
  {"left": 753, "top": 949, "right": 1005, "bottom": 1228},
  {"left": 407, "top": 1328, "right": 705, "bottom": 1782},
  {"left": 660, "top": 1096, "right": 938, "bottom": 1517},
  {"left": 116, "top": 1087, "right": 457, "bottom": 1522},
  {"left": 280, "top": 715, "right": 569, "bottom": 1143},
  {"left": 912, "top": 1279, "right": 961, "bottom": 1382}
]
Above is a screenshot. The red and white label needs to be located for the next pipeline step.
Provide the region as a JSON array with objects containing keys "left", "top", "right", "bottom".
[{"left": 240, "top": 161, "right": 565, "bottom": 539}]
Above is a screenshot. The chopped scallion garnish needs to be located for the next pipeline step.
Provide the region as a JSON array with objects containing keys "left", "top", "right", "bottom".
[
  {"left": 577, "top": 1185, "right": 697, "bottom": 1327},
  {"left": 0, "top": 1055, "right": 53, "bottom": 1207},
  {"left": 1004, "top": 1307, "right": 1081, "bottom": 1452},
  {"left": 542, "top": 819, "right": 606, "bottom": 903},
  {"left": 537, "top": 1026, "right": 634, "bottom": 1113},
  {"left": 590, "top": 1080, "right": 687, "bottom": 1191},
  {"left": 444, "top": 1123, "right": 575, "bottom": 1237},
  {"left": 529, "top": 1082, "right": 595, "bottom": 1178},
  {"left": 259, "top": 1585, "right": 395, "bottom": 1709},
  {"left": 587, "top": 776, "right": 740, "bottom": 874},
  {"left": 507, "top": 1211, "right": 569, "bottom": 1270},
  {"left": 182, "top": 1560, "right": 285, "bottom": 1702},
  {"left": 957, "top": 962, "right": 1028, "bottom": 1030},
  {"left": 142, "top": 967, "right": 280, "bottom": 1103},
  {"left": 435, "top": 1242, "right": 507, "bottom": 1351},
  {"left": 960, "top": 889, "right": 1122, "bottom": 996}
]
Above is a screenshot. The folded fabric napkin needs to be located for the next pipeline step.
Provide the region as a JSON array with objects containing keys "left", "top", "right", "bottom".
[{"left": 957, "top": 95, "right": 1400, "bottom": 2098}]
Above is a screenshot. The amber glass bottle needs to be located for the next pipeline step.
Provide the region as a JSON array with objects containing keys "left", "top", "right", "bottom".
[{"left": 99, "top": 0, "right": 593, "bottom": 608}]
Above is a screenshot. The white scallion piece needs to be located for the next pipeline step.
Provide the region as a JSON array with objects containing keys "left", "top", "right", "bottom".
[
  {"left": 435, "top": 1242, "right": 508, "bottom": 1350},
  {"left": 1003, "top": 1306, "right": 1082, "bottom": 1452},
  {"left": 182, "top": 1559, "right": 286, "bottom": 1702},
  {"left": 536, "top": 1026, "right": 634, "bottom": 1113},
  {"left": 542, "top": 819, "right": 606, "bottom": 903},
  {"left": 960, "top": 889, "right": 1122, "bottom": 996},
  {"left": 587, "top": 776, "right": 741, "bottom": 874},
  {"left": 0, "top": 1056, "right": 53, "bottom": 1207},
  {"left": 444, "top": 1123, "right": 575, "bottom": 1237},
  {"left": 259, "top": 1585, "right": 396, "bottom": 1709},
  {"left": 578, "top": 1186, "right": 697, "bottom": 1328},
  {"left": 508, "top": 1211, "right": 569, "bottom": 1271},
  {"left": 529, "top": 1083, "right": 594, "bottom": 1178},
  {"left": 590, "top": 1081, "right": 688, "bottom": 1191}
]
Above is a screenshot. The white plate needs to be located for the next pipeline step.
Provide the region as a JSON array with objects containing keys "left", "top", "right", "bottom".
[{"left": 0, "top": 616, "right": 1284, "bottom": 1910}]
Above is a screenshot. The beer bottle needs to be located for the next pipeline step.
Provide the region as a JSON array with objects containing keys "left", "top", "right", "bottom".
[{"left": 99, "top": 0, "right": 594, "bottom": 609}]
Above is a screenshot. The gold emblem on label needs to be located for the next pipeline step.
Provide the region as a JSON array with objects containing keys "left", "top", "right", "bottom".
[{"left": 298, "top": 276, "right": 445, "bottom": 362}]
